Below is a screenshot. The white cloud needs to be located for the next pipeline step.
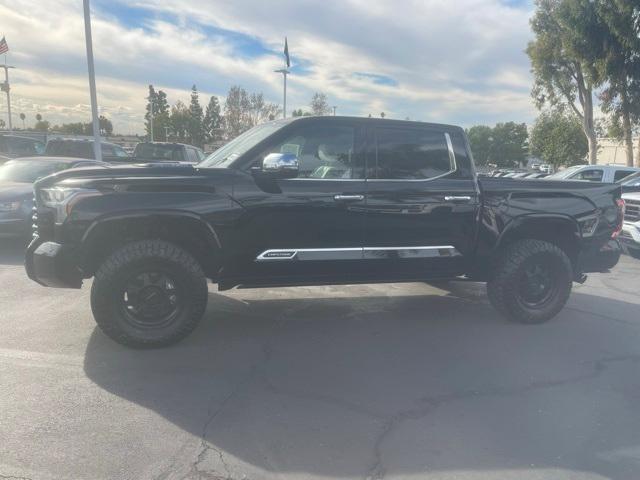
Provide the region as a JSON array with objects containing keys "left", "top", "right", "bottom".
[{"left": 0, "top": 0, "right": 537, "bottom": 133}]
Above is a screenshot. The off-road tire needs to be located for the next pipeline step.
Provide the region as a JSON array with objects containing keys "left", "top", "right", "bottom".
[
  {"left": 91, "top": 240, "right": 208, "bottom": 348},
  {"left": 487, "top": 239, "right": 573, "bottom": 324}
]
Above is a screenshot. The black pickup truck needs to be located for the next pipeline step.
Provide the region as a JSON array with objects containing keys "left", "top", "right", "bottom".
[{"left": 25, "top": 116, "right": 624, "bottom": 348}]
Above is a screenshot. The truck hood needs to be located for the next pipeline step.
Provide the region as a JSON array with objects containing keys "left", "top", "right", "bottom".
[
  {"left": 622, "top": 191, "right": 640, "bottom": 201},
  {"left": 0, "top": 182, "right": 33, "bottom": 202},
  {"left": 33, "top": 163, "right": 240, "bottom": 192}
]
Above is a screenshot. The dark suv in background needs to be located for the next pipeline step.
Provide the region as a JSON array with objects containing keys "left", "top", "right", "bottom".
[
  {"left": 133, "top": 142, "right": 205, "bottom": 163},
  {"left": 0, "top": 134, "right": 45, "bottom": 162},
  {"left": 45, "top": 138, "right": 130, "bottom": 163}
]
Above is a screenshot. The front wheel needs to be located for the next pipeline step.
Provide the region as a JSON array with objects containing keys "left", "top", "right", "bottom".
[
  {"left": 91, "top": 240, "right": 208, "bottom": 348},
  {"left": 487, "top": 239, "right": 573, "bottom": 324}
]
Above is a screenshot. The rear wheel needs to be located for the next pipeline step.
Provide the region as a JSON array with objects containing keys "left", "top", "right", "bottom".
[
  {"left": 487, "top": 239, "right": 573, "bottom": 324},
  {"left": 91, "top": 240, "right": 208, "bottom": 348}
]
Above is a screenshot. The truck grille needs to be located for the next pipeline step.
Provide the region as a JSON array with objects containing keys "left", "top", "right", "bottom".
[
  {"left": 31, "top": 193, "right": 55, "bottom": 240},
  {"left": 625, "top": 199, "right": 640, "bottom": 223},
  {"left": 31, "top": 195, "right": 38, "bottom": 238}
]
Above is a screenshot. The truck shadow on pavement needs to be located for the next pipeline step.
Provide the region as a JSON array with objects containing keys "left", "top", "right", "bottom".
[{"left": 83, "top": 285, "right": 640, "bottom": 480}]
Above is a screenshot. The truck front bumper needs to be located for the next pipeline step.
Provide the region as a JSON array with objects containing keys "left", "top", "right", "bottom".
[
  {"left": 577, "top": 239, "right": 622, "bottom": 274},
  {"left": 25, "top": 237, "right": 83, "bottom": 288}
]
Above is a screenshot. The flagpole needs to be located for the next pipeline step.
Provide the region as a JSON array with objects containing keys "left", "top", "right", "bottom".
[
  {"left": 274, "top": 68, "right": 289, "bottom": 119},
  {"left": 1, "top": 63, "right": 13, "bottom": 132},
  {"left": 274, "top": 37, "right": 290, "bottom": 119},
  {"left": 83, "top": 0, "right": 102, "bottom": 162}
]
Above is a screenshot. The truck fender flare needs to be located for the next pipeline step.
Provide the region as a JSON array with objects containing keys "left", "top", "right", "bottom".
[
  {"left": 496, "top": 213, "right": 581, "bottom": 251},
  {"left": 80, "top": 209, "right": 222, "bottom": 251}
]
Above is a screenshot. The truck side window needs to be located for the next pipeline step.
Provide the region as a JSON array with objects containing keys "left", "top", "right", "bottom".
[
  {"left": 264, "top": 125, "right": 358, "bottom": 179},
  {"left": 370, "top": 128, "right": 454, "bottom": 180},
  {"left": 572, "top": 169, "right": 603, "bottom": 182}
]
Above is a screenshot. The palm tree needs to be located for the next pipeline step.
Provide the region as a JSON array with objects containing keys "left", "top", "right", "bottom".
[{"left": 19, "top": 113, "right": 25, "bottom": 129}]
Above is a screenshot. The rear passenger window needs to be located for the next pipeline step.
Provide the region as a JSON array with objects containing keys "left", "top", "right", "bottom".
[{"left": 370, "top": 128, "right": 455, "bottom": 180}]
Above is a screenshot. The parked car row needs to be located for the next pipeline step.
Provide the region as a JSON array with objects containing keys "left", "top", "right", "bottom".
[
  {"left": 489, "top": 164, "right": 640, "bottom": 184},
  {"left": 0, "top": 134, "right": 206, "bottom": 165}
]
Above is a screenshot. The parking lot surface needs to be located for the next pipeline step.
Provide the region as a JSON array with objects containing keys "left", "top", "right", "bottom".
[{"left": 1, "top": 238, "right": 640, "bottom": 480}]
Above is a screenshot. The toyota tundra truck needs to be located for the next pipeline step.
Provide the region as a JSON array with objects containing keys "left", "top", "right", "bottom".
[{"left": 25, "top": 116, "right": 624, "bottom": 348}]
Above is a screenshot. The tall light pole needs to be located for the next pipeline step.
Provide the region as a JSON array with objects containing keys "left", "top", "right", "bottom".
[
  {"left": 83, "top": 0, "right": 102, "bottom": 161},
  {"left": 274, "top": 68, "right": 289, "bottom": 118},
  {"left": 0, "top": 64, "right": 15, "bottom": 131}
]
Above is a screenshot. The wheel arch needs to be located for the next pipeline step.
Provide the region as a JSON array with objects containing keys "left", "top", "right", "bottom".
[
  {"left": 495, "top": 214, "right": 581, "bottom": 268},
  {"left": 79, "top": 211, "right": 223, "bottom": 279}
]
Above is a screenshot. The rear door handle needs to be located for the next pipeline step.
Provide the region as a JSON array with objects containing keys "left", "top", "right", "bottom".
[
  {"left": 444, "top": 195, "right": 472, "bottom": 203},
  {"left": 334, "top": 194, "right": 365, "bottom": 202}
]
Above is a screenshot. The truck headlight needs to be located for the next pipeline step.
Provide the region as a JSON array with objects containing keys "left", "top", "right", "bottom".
[
  {"left": 0, "top": 201, "right": 21, "bottom": 212},
  {"left": 40, "top": 187, "right": 101, "bottom": 224}
]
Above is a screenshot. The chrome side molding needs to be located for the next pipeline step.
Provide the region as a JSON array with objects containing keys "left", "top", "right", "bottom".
[{"left": 256, "top": 246, "right": 461, "bottom": 261}]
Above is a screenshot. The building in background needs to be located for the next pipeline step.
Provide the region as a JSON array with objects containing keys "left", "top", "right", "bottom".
[{"left": 597, "top": 137, "right": 639, "bottom": 166}]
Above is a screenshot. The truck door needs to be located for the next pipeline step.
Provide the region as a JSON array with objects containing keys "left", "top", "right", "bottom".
[
  {"left": 226, "top": 119, "right": 368, "bottom": 284},
  {"left": 362, "top": 125, "right": 480, "bottom": 279}
]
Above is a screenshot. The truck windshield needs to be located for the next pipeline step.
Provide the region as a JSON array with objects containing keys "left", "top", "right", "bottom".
[
  {"left": 134, "top": 144, "right": 182, "bottom": 161},
  {"left": 621, "top": 171, "right": 640, "bottom": 186},
  {"left": 198, "top": 120, "right": 291, "bottom": 168}
]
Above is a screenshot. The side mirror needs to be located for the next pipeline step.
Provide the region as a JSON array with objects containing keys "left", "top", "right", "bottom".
[{"left": 262, "top": 152, "right": 299, "bottom": 178}]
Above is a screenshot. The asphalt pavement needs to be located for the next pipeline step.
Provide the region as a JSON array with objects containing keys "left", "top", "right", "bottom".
[{"left": 1, "top": 237, "right": 640, "bottom": 480}]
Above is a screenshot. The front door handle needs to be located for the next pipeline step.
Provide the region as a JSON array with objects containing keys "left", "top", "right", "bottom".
[
  {"left": 444, "top": 195, "right": 472, "bottom": 203},
  {"left": 334, "top": 194, "right": 365, "bottom": 202}
]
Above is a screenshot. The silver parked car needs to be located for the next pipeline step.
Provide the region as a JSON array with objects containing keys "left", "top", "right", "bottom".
[{"left": 546, "top": 164, "right": 640, "bottom": 183}]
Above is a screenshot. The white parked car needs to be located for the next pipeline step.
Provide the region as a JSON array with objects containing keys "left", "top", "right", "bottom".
[
  {"left": 546, "top": 164, "right": 640, "bottom": 183},
  {"left": 621, "top": 191, "right": 640, "bottom": 259}
]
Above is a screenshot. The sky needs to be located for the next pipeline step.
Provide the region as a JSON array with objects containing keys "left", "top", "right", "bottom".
[{"left": 0, "top": 0, "right": 536, "bottom": 134}]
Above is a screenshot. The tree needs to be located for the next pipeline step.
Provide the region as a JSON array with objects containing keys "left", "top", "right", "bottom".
[
  {"left": 466, "top": 125, "right": 493, "bottom": 166},
  {"left": 34, "top": 120, "right": 50, "bottom": 132},
  {"left": 0, "top": 119, "right": 5, "bottom": 129},
  {"left": 144, "top": 85, "right": 171, "bottom": 141},
  {"left": 223, "top": 86, "right": 251, "bottom": 138},
  {"left": 35, "top": 113, "right": 42, "bottom": 122},
  {"left": 291, "top": 108, "right": 310, "bottom": 117},
  {"left": 144, "top": 85, "right": 157, "bottom": 139},
  {"left": 310, "top": 92, "right": 331, "bottom": 116},
  {"left": 596, "top": 0, "right": 640, "bottom": 167},
  {"left": 169, "top": 101, "right": 191, "bottom": 142},
  {"left": 99, "top": 116, "right": 113, "bottom": 136},
  {"left": 489, "top": 122, "right": 529, "bottom": 168},
  {"left": 527, "top": 0, "right": 603, "bottom": 164},
  {"left": 530, "top": 109, "right": 588, "bottom": 168},
  {"left": 188, "top": 85, "right": 205, "bottom": 147},
  {"left": 203, "top": 95, "right": 223, "bottom": 143},
  {"left": 247, "top": 93, "right": 279, "bottom": 127},
  {"left": 19, "top": 113, "right": 25, "bottom": 129}
]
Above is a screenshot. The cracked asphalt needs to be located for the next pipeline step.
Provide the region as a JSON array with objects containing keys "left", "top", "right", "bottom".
[{"left": 1, "top": 238, "right": 640, "bottom": 480}]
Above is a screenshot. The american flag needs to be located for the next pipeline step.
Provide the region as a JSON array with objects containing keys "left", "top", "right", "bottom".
[{"left": 0, "top": 37, "right": 8, "bottom": 55}]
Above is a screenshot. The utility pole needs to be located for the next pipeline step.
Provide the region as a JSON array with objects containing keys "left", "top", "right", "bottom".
[
  {"left": 82, "top": 0, "right": 102, "bottom": 161},
  {"left": 332, "top": 106, "right": 337, "bottom": 116},
  {"left": 0, "top": 64, "right": 15, "bottom": 131},
  {"left": 274, "top": 68, "right": 289, "bottom": 118}
]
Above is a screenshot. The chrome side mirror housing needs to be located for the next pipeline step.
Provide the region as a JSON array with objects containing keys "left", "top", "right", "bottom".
[{"left": 262, "top": 153, "right": 299, "bottom": 178}]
